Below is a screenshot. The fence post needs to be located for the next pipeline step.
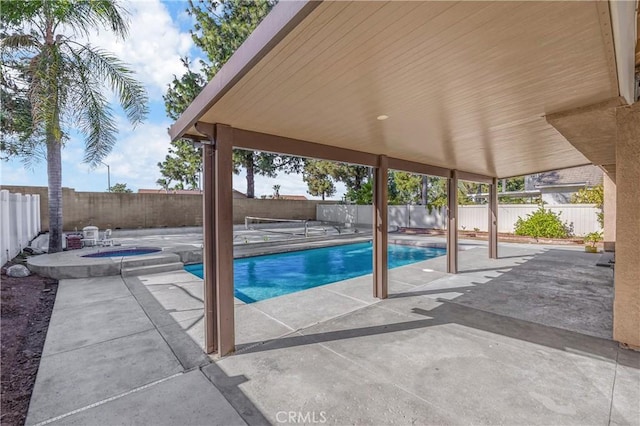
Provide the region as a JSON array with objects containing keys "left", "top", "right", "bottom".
[
  {"left": 25, "top": 194, "right": 32, "bottom": 243},
  {"left": 1, "top": 190, "right": 10, "bottom": 266},
  {"left": 10, "top": 193, "right": 23, "bottom": 251},
  {"left": 31, "top": 195, "right": 39, "bottom": 237},
  {"left": 22, "top": 195, "right": 29, "bottom": 247},
  {"left": 34, "top": 194, "right": 41, "bottom": 233}
]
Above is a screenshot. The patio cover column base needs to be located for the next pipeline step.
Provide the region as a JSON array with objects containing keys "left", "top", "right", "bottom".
[
  {"left": 447, "top": 171, "right": 459, "bottom": 274},
  {"left": 373, "top": 155, "right": 388, "bottom": 299},
  {"left": 613, "top": 103, "right": 640, "bottom": 349}
]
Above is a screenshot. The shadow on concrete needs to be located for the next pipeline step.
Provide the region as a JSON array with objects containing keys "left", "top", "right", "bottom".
[
  {"left": 237, "top": 248, "right": 624, "bottom": 367},
  {"left": 457, "top": 266, "right": 518, "bottom": 274},
  {"left": 497, "top": 254, "right": 536, "bottom": 259},
  {"left": 123, "top": 276, "right": 271, "bottom": 426},
  {"left": 236, "top": 300, "right": 627, "bottom": 364},
  {"left": 388, "top": 285, "right": 476, "bottom": 298}
]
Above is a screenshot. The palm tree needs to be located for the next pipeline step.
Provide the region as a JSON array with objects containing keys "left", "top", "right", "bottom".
[{"left": 1, "top": 0, "right": 147, "bottom": 252}]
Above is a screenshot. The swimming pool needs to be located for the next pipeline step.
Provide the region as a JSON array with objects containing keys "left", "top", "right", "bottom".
[{"left": 184, "top": 242, "right": 445, "bottom": 303}]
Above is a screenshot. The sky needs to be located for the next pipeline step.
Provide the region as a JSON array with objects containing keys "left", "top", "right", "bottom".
[{"left": 0, "top": 0, "right": 346, "bottom": 200}]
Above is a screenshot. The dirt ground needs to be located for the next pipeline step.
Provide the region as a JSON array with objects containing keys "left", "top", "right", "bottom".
[{"left": 1, "top": 264, "right": 58, "bottom": 426}]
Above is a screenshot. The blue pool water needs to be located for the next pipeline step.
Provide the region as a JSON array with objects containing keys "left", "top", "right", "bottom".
[
  {"left": 184, "top": 242, "right": 445, "bottom": 303},
  {"left": 82, "top": 248, "right": 161, "bottom": 258}
]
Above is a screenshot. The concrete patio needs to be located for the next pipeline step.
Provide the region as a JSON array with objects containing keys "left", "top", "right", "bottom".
[{"left": 26, "top": 243, "right": 639, "bottom": 425}]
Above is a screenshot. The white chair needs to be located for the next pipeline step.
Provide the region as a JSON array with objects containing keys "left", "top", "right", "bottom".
[{"left": 99, "top": 229, "right": 114, "bottom": 247}]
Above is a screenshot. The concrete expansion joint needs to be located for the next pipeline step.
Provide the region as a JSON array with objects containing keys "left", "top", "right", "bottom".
[
  {"left": 30, "top": 372, "right": 184, "bottom": 426},
  {"left": 233, "top": 301, "right": 384, "bottom": 358},
  {"left": 52, "top": 293, "right": 132, "bottom": 313},
  {"left": 41, "top": 327, "right": 157, "bottom": 359},
  {"left": 247, "top": 306, "right": 295, "bottom": 332},
  {"left": 322, "top": 286, "right": 372, "bottom": 305},
  {"left": 606, "top": 350, "right": 620, "bottom": 426},
  {"left": 232, "top": 328, "right": 301, "bottom": 357}
]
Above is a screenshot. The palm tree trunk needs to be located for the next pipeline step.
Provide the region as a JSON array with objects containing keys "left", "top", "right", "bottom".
[
  {"left": 47, "top": 137, "right": 63, "bottom": 253},
  {"left": 245, "top": 153, "right": 255, "bottom": 198},
  {"left": 421, "top": 176, "right": 428, "bottom": 205}
]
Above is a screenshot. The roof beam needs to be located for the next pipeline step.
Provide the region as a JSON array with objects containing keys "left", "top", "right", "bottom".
[
  {"left": 197, "top": 125, "right": 494, "bottom": 182},
  {"left": 231, "top": 127, "right": 379, "bottom": 167},
  {"left": 457, "top": 171, "right": 494, "bottom": 185},
  {"left": 168, "top": 0, "right": 321, "bottom": 142},
  {"left": 387, "top": 158, "right": 451, "bottom": 179}
]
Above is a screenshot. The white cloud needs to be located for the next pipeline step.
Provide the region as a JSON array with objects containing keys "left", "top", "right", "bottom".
[
  {"left": 74, "top": 119, "right": 172, "bottom": 190},
  {"left": 0, "top": 162, "right": 46, "bottom": 186},
  {"left": 86, "top": 0, "right": 193, "bottom": 99}
]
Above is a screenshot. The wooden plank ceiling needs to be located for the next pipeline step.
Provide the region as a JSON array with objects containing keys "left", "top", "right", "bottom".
[{"left": 187, "top": 1, "right": 620, "bottom": 178}]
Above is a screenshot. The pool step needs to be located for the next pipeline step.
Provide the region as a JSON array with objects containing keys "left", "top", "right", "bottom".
[
  {"left": 121, "top": 262, "right": 184, "bottom": 277},
  {"left": 120, "top": 252, "right": 181, "bottom": 269}
]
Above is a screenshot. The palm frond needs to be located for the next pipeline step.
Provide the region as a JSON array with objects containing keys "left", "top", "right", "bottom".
[
  {"left": 66, "top": 51, "right": 118, "bottom": 166},
  {"left": 27, "top": 44, "right": 69, "bottom": 141},
  {"left": 69, "top": 43, "right": 148, "bottom": 125},
  {"left": 79, "top": 87, "right": 118, "bottom": 166},
  {"left": 0, "top": 33, "right": 41, "bottom": 51},
  {"left": 50, "top": 0, "right": 129, "bottom": 40}
]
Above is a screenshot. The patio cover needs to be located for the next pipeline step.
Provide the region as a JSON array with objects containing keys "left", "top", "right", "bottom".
[
  {"left": 170, "top": 0, "right": 626, "bottom": 179},
  {"left": 168, "top": 0, "right": 638, "bottom": 356}
]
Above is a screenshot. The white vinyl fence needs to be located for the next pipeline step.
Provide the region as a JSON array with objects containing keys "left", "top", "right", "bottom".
[
  {"left": 1, "top": 190, "right": 41, "bottom": 266},
  {"left": 317, "top": 204, "right": 600, "bottom": 236}
]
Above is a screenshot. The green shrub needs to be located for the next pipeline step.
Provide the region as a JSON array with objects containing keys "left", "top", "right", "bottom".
[
  {"left": 514, "top": 207, "right": 571, "bottom": 239},
  {"left": 584, "top": 231, "right": 603, "bottom": 247},
  {"left": 571, "top": 184, "right": 604, "bottom": 229}
]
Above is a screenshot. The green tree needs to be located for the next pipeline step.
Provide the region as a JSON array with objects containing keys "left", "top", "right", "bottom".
[
  {"left": 231, "top": 149, "right": 301, "bottom": 198},
  {"left": 1, "top": 0, "right": 148, "bottom": 252},
  {"left": 188, "top": 0, "right": 274, "bottom": 77},
  {"left": 0, "top": 62, "right": 37, "bottom": 161},
  {"left": 346, "top": 181, "right": 373, "bottom": 205},
  {"left": 109, "top": 183, "right": 132, "bottom": 193},
  {"left": 156, "top": 138, "right": 202, "bottom": 190},
  {"left": 162, "top": 0, "right": 300, "bottom": 198},
  {"left": 497, "top": 177, "right": 532, "bottom": 204},
  {"left": 389, "top": 171, "right": 422, "bottom": 205},
  {"left": 301, "top": 160, "right": 371, "bottom": 203},
  {"left": 571, "top": 184, "right": 604, "bottom": 228},
  {"left": 331, "top": 164, "right": 370, "bottom": 193},
  {"left": 303, "top": 160, "right": 336, "bottom": 200},
  {"left": 158, "top": 58, "right": 205, "bottom": 191}
]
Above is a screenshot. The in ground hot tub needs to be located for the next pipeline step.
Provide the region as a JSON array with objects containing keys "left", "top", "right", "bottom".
[{"left": 82, "top": 247, "right": 161, "bottom": 258}]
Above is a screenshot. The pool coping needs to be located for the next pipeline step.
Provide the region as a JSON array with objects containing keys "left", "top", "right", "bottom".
[
  {"left": 26, "top": 234, "right": 465, "bottom": 280},
  {"left": 27, "top": 247, "right": 181, "bottom": 279}
]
